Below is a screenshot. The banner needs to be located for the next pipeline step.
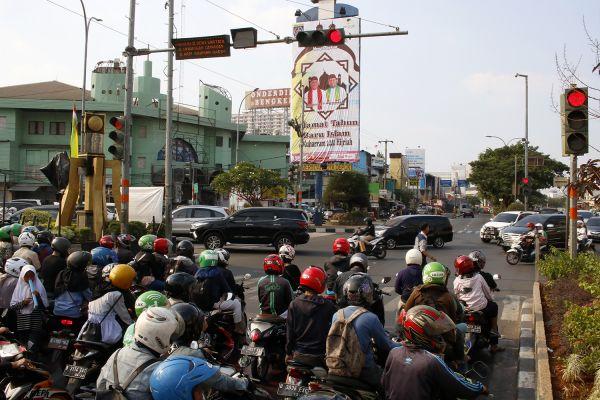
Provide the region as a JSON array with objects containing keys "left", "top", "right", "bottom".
[
  {"left": 290, "top": 17, "right": 360, "bottom": 163},
  {"left": 245, "top": 88, "right": 290, "bottom": 109},
  {"left": 406, "top": 148, "right": 425, "bottom": 189}
]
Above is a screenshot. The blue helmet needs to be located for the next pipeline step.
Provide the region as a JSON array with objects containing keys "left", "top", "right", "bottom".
[
  {"left": 150, "top": 356, "right": 219, "bottom": 400},
  {"left": 91, "top": 246, "right": 115, "bottom": 267}
]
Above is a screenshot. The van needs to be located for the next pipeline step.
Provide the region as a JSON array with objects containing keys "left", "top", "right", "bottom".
[{"left": 376, "top": 215, "right": 453, "bottom": 249}]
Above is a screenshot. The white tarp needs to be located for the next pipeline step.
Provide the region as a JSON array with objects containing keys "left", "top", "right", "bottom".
[{"left": 128, "top": 187, "right": 164, "bottom": 223}]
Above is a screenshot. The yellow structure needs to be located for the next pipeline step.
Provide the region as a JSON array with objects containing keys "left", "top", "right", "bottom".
[{"left": 389, "top": 153, "right": 408, "bottom": 189}]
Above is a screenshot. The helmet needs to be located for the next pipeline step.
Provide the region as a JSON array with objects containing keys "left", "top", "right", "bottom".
[
  {"left": 67, "top": 251, "right": 93, "bottom": 271},
  {"left": 468, "top": 250, "right": 486, "bottom": 270},
  {"left": 91, "top": 247, "right": 115, "bottom": 268},
  {"left": 403, "top": 305, "right": 456, "bottom": 353},
  {"left": 117, "top": 234, "right": 135, "bottom": 248},
  {"left": 22, "top": 226, "right": 39, "bottom": 235},
  {"left": 535, "top": 223, "right": 543, "bottom": 230},
  {"left": 164, "top": 272, "right": 196, "bottom": 301},
  {"left": 526, "top": 222, "right": 535, "bottom": 229},
  {"left": 422, "top": 262, "right": 447, "bottom": 286},
  {"left": 454, "top": 255, "right": 475, "bottom": 276},
  {"left": 135, "top": 290, "right": 168, "bottom": 317},
  {"left": 108, "top": 264, "right": 136, "bottom": 290},
  {"left": 170, "top": 302, "right": 205, "bottom": 344},
  {"left": 263, "top": 254, "right": 284, "bottom": 275},
  {"left": 349, "top": 253, "right": 368, "bottom": 271},
  {"left": 51, "top": 237, "right": 71, "bottom": 257},
  {"left": 332, "top": 238, "right": 350, "bottom": 255},
  {"left": 150, "top": 355, "right": 219, "bottom": 400},
  {"left": 10, "top": 223, "right": 23, "bottom": 236},
  {"left": 215, "top": 248, "right": 230, "bottom": 265},
  {"left": 153, "top": 238, "right": 171, "bottom": 255},
  {"left": 405, "top": 249, "right": 423, "bottom": 265},
  {"left": 299, "top": 266, "right": 326, "bottom": 293},
  {"left": 364, "top": 217, "right": 373, "bottom": 225},
  {"left": 342, "top": 273, "right": 375, "bottom": 306},
  {"left": 198, "top": 250, "right": 219, "bottom": 268},
  {"left": 99, "top": 235, "right": 115, "bottom": 249},
  {"left": 139, "top": 234, "right": 157, "bottom": 251},
  {"left": 123, "top": 323, "right": 135, "bottom": 347},
  {"left": 101, "top": 263, "right": 118, "bottom": 280},
  {"left": 0, "top": 229, "right": 9, "bottom": 241},
  {"left": 278, "top": 244, "right": 295, "bottom": 262},
  {"left": 134, "top": 307, "right": 181, "bottom": 354},
  {"left": 176, "top": 240, "right": 195, "bottom": 259},
  {"left": 18, "top": 232, "right": 36, "bottom": 247},
  {"left": 4, "top": 257, "right": 28, "bottom": 278}
]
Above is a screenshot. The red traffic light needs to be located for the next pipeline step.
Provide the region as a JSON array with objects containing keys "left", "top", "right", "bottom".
[
  {"left": 328, "top": 29, "right": 344, "bottom": 44},
  {"left": 567, "top": 89, "right": 587, "bottom": 107},
  {"left": 109, "top": 116, "right": 125, "bottom": 130},
  {"left": 521, "top": 177, "right": 529, "bottom": 185}
]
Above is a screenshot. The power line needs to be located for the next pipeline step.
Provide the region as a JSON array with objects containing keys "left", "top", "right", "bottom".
[{"left": 203, "top": 0, "right": 281, "bottom": 39}]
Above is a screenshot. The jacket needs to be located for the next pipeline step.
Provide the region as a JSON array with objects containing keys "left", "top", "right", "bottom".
[
  {"left": 33, "top": 243, "right": 53, "bottom": 265},
  {"left": 286, "top": 293, "right": 337, "bottom": 356},
  {"left": 83, "top": 291, "right": 134, "bottom": 344},
  {"left": 404, "top": 284, "right": 459, "bottom": 323},
  {"left": 195, "top": 266, "right": 231, "bottom": 307},
  {"left": 453, "top": 273, "right": 493, "bottom": 312},
  {"left": 0, "top": 273, "right": 17, "bottom": 309},
  {"left": 258, "top": 274, "right": 293, "bottom": 316},
  {"left": 13, "top": 247, "right": 41, "bottom": 270},
  {"left": 382, "top": 345, "right": 484, "bottom": 400},
  {"left": 40, "top": 254, "right": 67, "bottom": 294},
  {"left": 478, "top": 270, "right": 497, "bottom": 291},
  {"left": 282, "top": 263, "right": 301, "bottom": 291},
  {"left": 395, "top": 264, "right": 423, "bottom": 302},
  {"left": 133, "top": 252, "right": 164, "bottom": 281},
  {"left": 53, "top": 289, "right": 92, "bottom": 318},
  {"left": 324, "top": 255, "right": 350, "bottom": 291}
]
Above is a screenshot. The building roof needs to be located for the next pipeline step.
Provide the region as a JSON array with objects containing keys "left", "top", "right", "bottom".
[{"left": 0, "top": 81, "right": 92, "bottom": 101}]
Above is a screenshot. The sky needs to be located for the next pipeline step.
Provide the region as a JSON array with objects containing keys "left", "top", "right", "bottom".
[{"left": 1, "top": 0, "right": 599, "bottom": 172}]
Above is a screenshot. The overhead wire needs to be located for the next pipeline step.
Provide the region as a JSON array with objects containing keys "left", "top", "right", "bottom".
[{"left": 202, "top": 0, "right": 281, "bottom": 39}]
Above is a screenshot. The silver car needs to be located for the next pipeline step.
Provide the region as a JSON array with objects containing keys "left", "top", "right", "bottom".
[{"left": 172, "top": 205, "right": 229, "bottom": 235}]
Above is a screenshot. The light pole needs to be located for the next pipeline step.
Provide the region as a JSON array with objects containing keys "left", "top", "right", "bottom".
[
  {"left": 235, "top": 88, "right": 259, "bottom": 165},
  {"left": 485, "top": 135, "right": 525, "bottom": 201},
  {"left": 79, "top": 0, "right": 102, "bottom": 115},
  {"left": 515, "top": 73, "right": 529, "bottom": 210}
]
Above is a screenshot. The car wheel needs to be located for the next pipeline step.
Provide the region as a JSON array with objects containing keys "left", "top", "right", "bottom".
[
  {"left": 481, "top": 238, "right": 491, "bottom": 243},
  {"left": 204, "top": 233, "right": 223, "bottom": 249},
  {"left": 274, "top": 234, "right": 293, "bottom": 250},
  {"left": 385, "top": 238, "right": 397, "bottom": 249},
  {"left": 433, "top": 237, "right": 445, "bottom": 248}
]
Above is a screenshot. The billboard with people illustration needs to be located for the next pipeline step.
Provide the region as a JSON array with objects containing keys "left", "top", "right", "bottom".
[{"left": 290, "top": 17, "right": 360, "bottom": 163}]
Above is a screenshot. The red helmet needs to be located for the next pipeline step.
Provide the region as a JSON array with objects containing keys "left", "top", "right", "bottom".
[
  {"left": 332, "top": 238, "right": 350, "bottom": 255},
  {"left": 526, "top": 222, "right": 535, "bottom": 229},
  {"left": 300, "top": 266, "right": 326, "bottom": 293},
  {"left": 153, "top": 238, "right": 171, "bottom": 255},
  {"left": 263, "top": 254, "right": 284, "bottom": 275},
  {"left": 454, "top": 255, "right": 475, "bottom": 275},
  {"left": 99, "top": 235, "right": 115, "bottom": 249}
]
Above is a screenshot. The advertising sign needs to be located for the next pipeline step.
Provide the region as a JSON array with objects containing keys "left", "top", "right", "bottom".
[
  {"left": 245, "top": 88, "right": 291, "bottom": 109},
  {"left": 290, "top": 18, "right": 361, "bottom": 163},
  {"left": 371, "top": 157, "right": 385, "bottom": 168},
  {"left": 301, "top": 163, "right": 352, "bottom": 172},
  {"left": 171, "top": 35, "right": 231, "bottom": 60},
  {"left": 406, "top": 148, "right": 425, "bottom": 188},
  {"left": 440, "top": 179, "right": 452, "bottom": 187}
]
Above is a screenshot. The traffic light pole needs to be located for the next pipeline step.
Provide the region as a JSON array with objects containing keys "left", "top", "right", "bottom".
[
  {"left": 568, "top": 155, "right": 578, "bottom": 258},
  {"left": 298, "top": 81, "right": 305, "bottom": 205},
  {"left": 164, "top": 0, "right": 174, "bottom": 241}
]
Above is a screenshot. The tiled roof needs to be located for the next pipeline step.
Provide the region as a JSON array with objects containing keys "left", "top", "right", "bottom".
[{"left": 0, "top": 81, "right": 92, "bottom": 101}]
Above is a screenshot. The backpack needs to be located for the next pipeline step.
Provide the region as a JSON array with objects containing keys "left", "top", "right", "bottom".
[
  {"left": 95, "top": 349, "right": 156, "bottom": 400},
  {"left": 326, "top": 307, "right": 368, "bottom": 378},
  {"left": 189, "top": 277, "right": 213, "bottom": 312}
]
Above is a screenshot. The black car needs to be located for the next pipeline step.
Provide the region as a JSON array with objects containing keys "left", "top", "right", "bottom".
[
  {"left": 586, "top": 217, "right": 600, "bottom": 242},
  {"left": 191, "top": 207, "right": 310, "bottom": 250},
  {"left": 377, "top": 215, "right": 453, "bottom": 249},
  {"left": 500, "top": 214, "right": 566, "bottom": 250}
]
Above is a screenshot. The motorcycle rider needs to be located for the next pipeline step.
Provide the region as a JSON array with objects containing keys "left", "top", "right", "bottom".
[
  {"left": 0, "top": 257, "right": 28, "bottom": 331},
  {"left": 39, "top": 237, "right": 70, "bottom": 296},
  {"left": 357, "top": 217, "right": 376, "bottom": 253},
  {"left": 132, "top": 234, "right": 165, "bottom": 290},
  {"left": 165, "top": 272, "right": 197, "bottom": 306},
  {"left": 414, "top": 223, "right": 437, "bottom": 265},
  {"left": 286, "top": 266, "right": 336, "bottom": 367},
  {"left": 33, "top": 230, "right": 54, "bottom": 265},
  {"left": 577, "top": 220, "right": 588, "bottom": 251},
  {"left": 279, "top": 244, "right": 301, "bottom": 291},
  {"left": 193, "top": 249, "right": 231, "bottom": 311},
  {"left": 469, "top": 250, "right": 497, "bottom": 291},
  {"left": 383, "top": 305, "right": 487, "bottom": 400},
  {"left": 453, "top": 255, "right": 504, "bottom": 353},
  {"left": 13, "top": 232, "right": 41, "bottom": 270},
  {"left": 123, "top": 290, "right": 169, "bottom": 347},
  {"left": 53, "top": 251, "right": 93, "bottom": 325},
  {"left": 258, "top": 254, "right": 294, "bottom": 316},
  {"left": 173, "top": 240, "right": 198, "bottom": 275},
  {"left": 0, "top": 229, "right": 14, "bottom": 265},
  {"left": 215, "top": 248, "right": 237, "bottom": 292},
  {"left": 324, "top": 238, "right": 351, "bottom": 293},
  {"left": 97, "top": 307, "right": 182, "bottom": 400},
  {"left": 394, "top": 249, "right": 424, "bottom": 305},
  {"left": 116, "top": 233, "right": 136, "bottom": 264},
  {"left": 153, "top": 238, "right": 172, "bottom": 279}
]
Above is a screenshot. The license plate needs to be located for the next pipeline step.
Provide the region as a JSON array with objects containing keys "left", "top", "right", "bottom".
[
  {"left": 277, "top": 383, "right": 310, "bottom": 397},
  {"left": 64, "top": 364, "right": 88, "bottom": 379},
  {"left": 48, "top": 337, "right": 70, "bottom": 350},
  {"left": 467, "top": 324, "right": 482, "bottom": 333},
  {"left": 241, "top": 345, "right": 265, "bottom": 357}
]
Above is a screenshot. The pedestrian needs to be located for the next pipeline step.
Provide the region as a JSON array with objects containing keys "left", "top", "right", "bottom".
[{"left": 414, "top": 223, "right": 436, "bottom": 266}]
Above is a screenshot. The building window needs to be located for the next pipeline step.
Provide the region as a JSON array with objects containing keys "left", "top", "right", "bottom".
[
  {"left": 215, "top": 163, "right": 223, "bottom": 170},
  {"left": 49, "top": 122, "right": 66, "bottom": 135},
  {"left": 28, "top": 121, "right": 44, "bottom": 135},
  {"left": 216, "top": 136, "right": 223, "bottom": 147},
  {"left": 136, "top": 157, "right": 146, "bottom": 169},
  {"left": 0, "top": 116, "right": 6, "bottom": 129},
  {"left": 138, "top": 126, "right": 147, "bottom": 138},
  {"left": 228, "top": 137, "right": 232, "bottom": 148}
]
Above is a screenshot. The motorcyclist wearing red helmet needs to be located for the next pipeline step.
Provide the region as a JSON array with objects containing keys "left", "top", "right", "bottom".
[
  {"left": 285, "top": 266, "right": 337, "bottom": 368},
  {"left": 257, "top": 254, "right": 294, "bottom": 316},
  {"left": 453, "top": 255, "right": 503, "bottom": 353},
  {"left": 323, "top": 238, "right": 351, "bottom": 293}
]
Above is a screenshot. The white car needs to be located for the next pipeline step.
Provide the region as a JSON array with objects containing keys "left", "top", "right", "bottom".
[
  {"left": 479, "top": 211, "right": 536, "bottom": 243},
  {"left": 173, "top": 205, "right": 229, "bottom": 235}
]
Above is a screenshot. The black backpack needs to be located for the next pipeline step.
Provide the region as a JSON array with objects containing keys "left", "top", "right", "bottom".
[{"left": 189, "top": 277, "right": 214, "bottom": 312}]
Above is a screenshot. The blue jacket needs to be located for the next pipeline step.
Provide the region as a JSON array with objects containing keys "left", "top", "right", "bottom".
[
  {"left": 395, "top": 264, "right": 423, "bottom": 302},
  {"left": 195, "top": 266, "right": 231, "bottom": 307},
  {"left": 53, "top": 289, "right": 92, "bottom": 318}
]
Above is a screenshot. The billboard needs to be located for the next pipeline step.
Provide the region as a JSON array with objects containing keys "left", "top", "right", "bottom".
[
  {"left": 290, "top": 18, "right": 361, "bottom": 163},
  {"left": 406, "top": 148, "right": 425, "bottom": 189},
  {"left": 245, "top": 88, "right": 291, "bottom": 109}
]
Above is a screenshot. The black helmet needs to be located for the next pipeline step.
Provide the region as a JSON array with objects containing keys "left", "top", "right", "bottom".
[
  {"left": 342, "top": 273, "right": 375, "bottom": 306},
  {"left": 51, "top": 237, "right": 71, "bottom": 257},
  {"left": 170, "top": 302, "right": 205, "bottom": 345},
  {"left": 176, "top": 240, "right": 194, "bottom": 259},
  {"left": 164, "top": 272, "right": 196, "bottom": 302},
  {"left": 364, "top": 217, "right": 373, "bottom": 225},
  {"left": 67, "top": 251, "right": 93, "bottom": 271},
  {"left": 37, "top": 230, "right": 54, "bottom": 245}
]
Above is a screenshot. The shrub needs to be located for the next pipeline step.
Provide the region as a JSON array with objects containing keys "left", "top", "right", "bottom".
[
  {"left": 338, "top": 210, "right": 368, "bottom": 225},
  {"left": 127, "top": 221, "right": 147, "bottom": 240},
  {"left": 52, "top": 226, "right": 76, "bottom": 241},
  {"left": 538, "top": 248, "right": 577, "bottom": 280},
  {"left": 20, "top": 209, "right": 53, "bottom": 226},
  {"left": 506, "top": 202, "right": 525, "bottom": 211},
  {"left": 107, "top": 220, "right": 121, "bottom": 235},
  {"left": 562, "top": 300, "right": 600, "bottom": 373},
  {"left": 75, "top": 227, "right": 95, "bottom": 243}
]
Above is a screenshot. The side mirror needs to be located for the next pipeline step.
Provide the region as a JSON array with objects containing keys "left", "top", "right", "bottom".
[{"left": 381, "top": 277, "right": 391, "bottom": 284}]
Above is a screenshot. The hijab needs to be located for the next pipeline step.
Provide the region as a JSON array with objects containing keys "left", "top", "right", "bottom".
[
  {"left": 10, "top": 265, "right": 48, "bottom": 314},
  {"left": 54, "top": 264, "right": 89, "bottom": 296}
]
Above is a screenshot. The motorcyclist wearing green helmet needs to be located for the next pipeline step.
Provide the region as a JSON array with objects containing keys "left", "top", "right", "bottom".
[
  {"left": 191, "top": 250, "right": 231, "bottom": 312},
  {"left": 131, "top": 234, "right": 165, "bottom": 291},
  {"left": 0, "top": 228, "right": 14, "bottom": 265},
  {"left": 124, "top": 291, "right": 169, "bottom": 347}
]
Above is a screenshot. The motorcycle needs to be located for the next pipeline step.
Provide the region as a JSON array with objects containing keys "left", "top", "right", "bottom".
[
  {"left": 63, "top": 338, "right": 117, "bottom": 396},
  {"left": 203, "top": 309, "right": 241, "bottom": 365},
  {"left": 463, "top": 308, "right": 497, "bottom": 360},
  {"left": 47, "top": 316, "right": 84, "bottom": 387},
  {"left": 204, "top": 365, "right": 271, "bottom": 400},
  {"left": 577, "top": 237, "right": 596, "bottom": 253},
  {"left": 347, "top": 233, "right": 387, "bottom": 259},
  {"left": 506, "top": 236, "right": 548, "bottom": 265},
  {"left": 278, "top": 360, "right": 326, "bottom": 399},
  {"left": 296, "top": 368, "right": 379, "bottom": 400},
  {"left": 239, "top": 314, "right": 287, "bottom": 381}
]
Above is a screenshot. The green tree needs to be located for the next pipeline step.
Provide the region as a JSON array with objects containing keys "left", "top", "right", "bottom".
[
  {"left": 394, "top": 188, "right": 415, "bottom": 205},
  {"left": 469, "top": 143, "right": 568, "bottom": 207},
  {"left": 323, "top": 171, "right": 369, "bottom": 210},
  {"left": 211, "top": 162, "right": 289, "bottom": 206}
]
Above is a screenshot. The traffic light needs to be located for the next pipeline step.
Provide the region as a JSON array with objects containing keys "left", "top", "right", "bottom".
[
  {"left": 108, "top": 116, "right": 125, "bottom": 160},
  {"left": 81, "top": 112, "right": 105, "bottom": 154},
  {"left": 83, "top": 112, "right": 105, "bottom": 134},
  {"left": 296, "top": 28, "right": 345, "bottom": 47},
  {"left": 561, "top": 87, "right": 589, "bottom": 155}
]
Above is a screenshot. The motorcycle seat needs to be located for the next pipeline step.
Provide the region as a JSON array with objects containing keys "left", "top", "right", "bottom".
[
  {"left": 327, "top": 374, "right": 377, "bottom": 391},
  {"left": 75, "top": 339, "right": 113, "bottom": 351},
  {"left": 254, "top": 314, "right": 285, "bottom": 323}
]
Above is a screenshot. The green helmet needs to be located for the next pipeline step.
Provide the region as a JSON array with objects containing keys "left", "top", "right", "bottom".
[
  {"left": 134, "top": 290, "right": 167, "bottom": 317},
  {"left": 198, "top": 249, "right": 219, "bottom": 268},
  {"left": 122, "top": 323, "right": 135, "bottom": 347},
  {"left": 422, "top": 262, "right": 447, "bottom": 286},
  {"left": 0, "top": 229, "right": 10, "bottom": 241},
  {"left": 10, "top": 223, "right": 22, "bottom": 236},
  {"left": 138, "top": 234, "right": 157, "bottom": 251}
]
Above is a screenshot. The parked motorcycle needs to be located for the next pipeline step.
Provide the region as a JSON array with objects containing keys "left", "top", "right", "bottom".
[
  {"left": 506, "top": 236, "right": 548, "bottom": 265},
  {"left": 347, "top": 234, "right": 387, "bottom": 259},
  {"left": 239, "top": 314, "right": 286, "bottom": 381}
]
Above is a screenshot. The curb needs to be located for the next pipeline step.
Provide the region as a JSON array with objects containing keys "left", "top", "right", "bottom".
[
  {"left": 533, "top": 281, "right": 553, "bottom": 400},
  {"left": 308, "top": 227, "right": 355, "bottom": 233},
  {"left": 517, "top": 299, "right": 536, "bottom": 399}
]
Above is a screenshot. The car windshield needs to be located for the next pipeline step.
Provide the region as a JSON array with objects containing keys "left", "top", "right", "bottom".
[
  {"left": 514, "top": 214, "right": 549, "bottom": 227},
  {"left": 493, "top": 213, "right": 518, "bottom": 223},
  {"left": 578, "top": 211, "right": 592, "bottom": 219},
  {"left": 586, "top": 217, "right": 600, "bottom": 227}
]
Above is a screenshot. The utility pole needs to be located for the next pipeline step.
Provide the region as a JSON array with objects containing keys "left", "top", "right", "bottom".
[
  {"left": 121, "top": 0, "right": 136, "bottom": 233},
  {"left": 378, "top": 140, "right": 393, "bottom": 190},
  {"left": 298, "top": 80, "right": 305, "bottom": 206},
  {"left": 568, "top": 155, "right": 578, "bottom": 258},
  {"left": 164, "top": 0, "right": 174, "bottom": 240},
  {"left": 516, "top": 73, "right": 529, "bottom": 210}
]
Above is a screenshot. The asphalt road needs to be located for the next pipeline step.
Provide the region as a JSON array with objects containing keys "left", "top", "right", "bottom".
[{"left": 193, "top": 215, "right": 534, "bottom": 399}]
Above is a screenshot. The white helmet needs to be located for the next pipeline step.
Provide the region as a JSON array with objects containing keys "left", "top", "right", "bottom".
[
  {"left": 4, "top": 257, "right": 28, "bottom": 277},
  {"left": 134, "top": 307, "right": 181, "bottom": 354},
  {"left": 18, "top": 232, "right": 36, "bottom": 247},
  {"left": 279, "top": 244, "right": 295, "bottom": 262},
  {"left": 535, "top": 223, "right": 544, "bottom": 230},
  {"left": 577, "top": 220, "right": 584, "bottom": 226},
  {"left": 405, "top": 249, "right": 423, "bottom": 265}
]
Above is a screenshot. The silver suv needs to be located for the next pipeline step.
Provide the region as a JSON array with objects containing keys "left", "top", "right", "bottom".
[{"left": 172, "top": 205, "right": 229, "bottom": 235}]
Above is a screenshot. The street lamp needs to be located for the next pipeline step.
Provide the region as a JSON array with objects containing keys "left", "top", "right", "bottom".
[
  {"left": 235, "top": 88, "right": 259, "bottom": 165},
  {"left": 79, "top": 0, "right": 102, "bottom": 116},
  {"left": 484, "top": 135, "right": 524, "bottom": 147},
  {"left": 515, "top": 73, "right": 529, "bottom": 210}
]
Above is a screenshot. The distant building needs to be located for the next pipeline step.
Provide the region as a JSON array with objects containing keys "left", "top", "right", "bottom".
[{"left": 232, "top": 109, "right": 290, "bottom": 136}]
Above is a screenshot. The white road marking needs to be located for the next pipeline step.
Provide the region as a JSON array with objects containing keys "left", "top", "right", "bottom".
[{"left": 500, "top": 295, "right": 522, "bottom": 322}]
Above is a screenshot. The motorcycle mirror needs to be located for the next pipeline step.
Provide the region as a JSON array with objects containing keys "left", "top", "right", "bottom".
[
  {"left": 493, "top": 274, "right": 501, "bottom": 280},
  {"left": 381, "top": 277, "right": 391, "bottom": 284},
  {"left": 244, "top": 273, "right": 252, "bottom": 280}
]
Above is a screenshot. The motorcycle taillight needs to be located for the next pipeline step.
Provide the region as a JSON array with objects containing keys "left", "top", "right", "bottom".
[
  {"left": 309, "top": 382, "right": 321, "bottom": 391},
  {"left": 250, "top": 329, "right": 261, "bottom": 343},
  {"left": 466, "top": 314, "right": 477, "bottom": 323},
  {"left": 288, "top": 368, "right": 304, "bottom": 379},
  {"left": 61, "top": 319, "right": 74, "bottom": 327}
]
